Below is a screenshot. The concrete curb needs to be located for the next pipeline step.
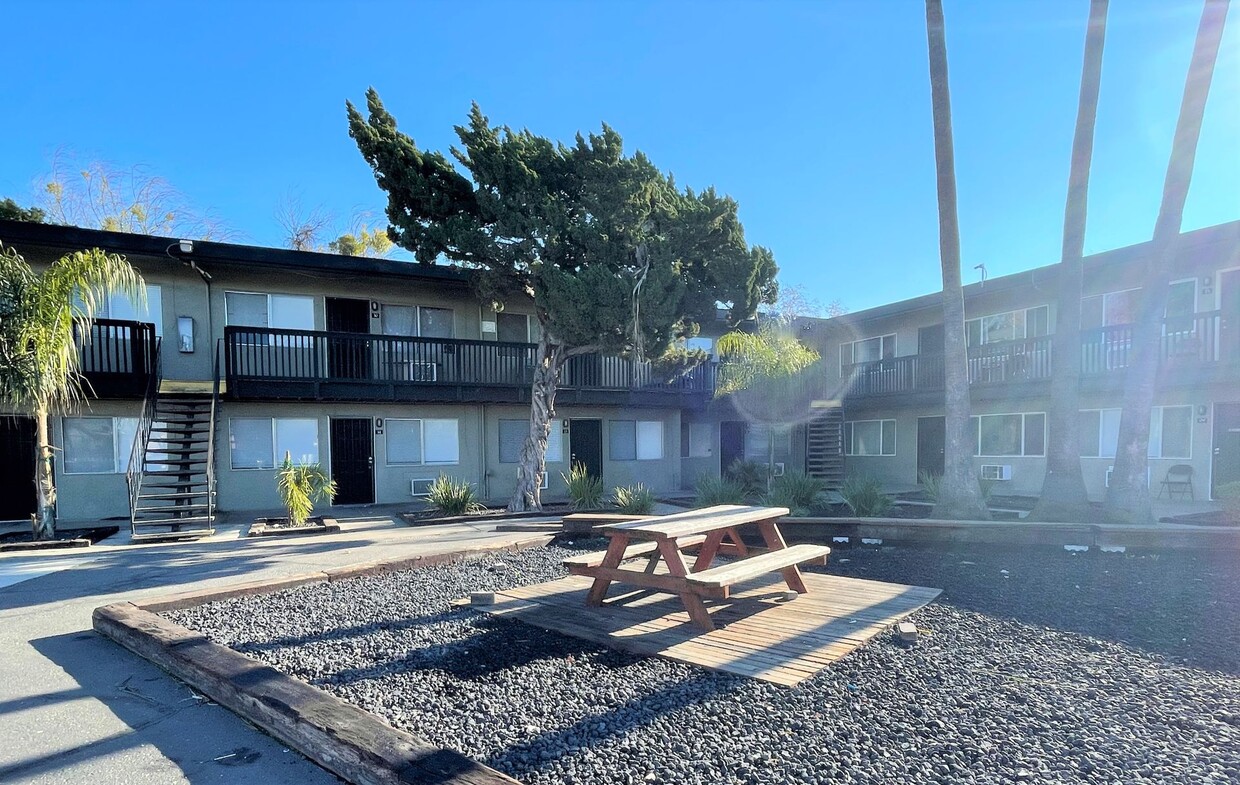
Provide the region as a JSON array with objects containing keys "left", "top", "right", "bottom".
[
  {"left": 780, "top": 517, "right": 1240, "bottom": 550},
  {"left": 247, "top": 517, "right": 342, "bottom": 538},
  {"left": 93, "top": 535, "right": 551, "bottom": 784}
]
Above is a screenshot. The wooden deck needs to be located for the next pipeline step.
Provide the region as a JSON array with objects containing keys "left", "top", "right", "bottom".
[{"left": 477, "top": 571, "right": 941, "bottom": 686}]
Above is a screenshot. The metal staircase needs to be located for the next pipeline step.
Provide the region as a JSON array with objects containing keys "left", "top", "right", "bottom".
[
  {"left": 805, "top": 405, "right": 845, "bottom": 490},
  {"left": 126, "top": 349, "right": 218, "bottom": 541}
]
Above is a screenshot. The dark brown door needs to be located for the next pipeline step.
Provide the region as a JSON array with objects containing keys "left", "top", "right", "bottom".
[
  {"left": 1219, "top": 269, "right": 1240, "bottom": 363},
  {"left": 569, "top": 419, "right": 602, "bottom": 481},
  {"left": 0, "top": 417, "right": 37, "bottom": 521},
  {"left": 917, "top": 416, "right": 946, "bottom": 481},
  {"left": 720, "top": 421, "right": 746, "bottom": 474},
  {"left": 330, "top": 418, "right": 374, "bottom": 505},
  {"left": 1214, "top": 403, "right": 1240, "bottom": 498},
  {"left": 326, "top": 297, "right": 371, "bottom": 380}
]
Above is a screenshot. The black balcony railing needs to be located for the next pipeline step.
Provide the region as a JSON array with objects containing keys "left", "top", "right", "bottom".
[
  {"left": 1081, "top": 311, "right": 1224, "bottom": 374},
  {"left": 842, "top": 335, "right": 1053, "bottom": 398},
  {"left": 223, "top": 326, "right": 716, "bottom": 402},
  {"left": 77, "top": 318, "right": 159, "bottom": 397}
]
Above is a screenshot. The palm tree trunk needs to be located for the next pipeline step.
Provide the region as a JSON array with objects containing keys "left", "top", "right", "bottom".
[
  {"left": 1106, "top": 0, "right": 1228, "bottom": 523},
  {"left": 509, "top": 330, "right": 560, "bottom": 512},
  {"left": 1031, "top": 0, "right": 1108, "bottom": 522},
  {"left": 33, "top": 408, "right": 56, "bottom": 540},
  {"left": 925, "top": 0, "right": 989, "bottom": 520}
]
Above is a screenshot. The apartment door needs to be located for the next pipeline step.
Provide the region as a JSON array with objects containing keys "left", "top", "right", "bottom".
[
  {"left": 1219, "top": 269, "right": 1240, "bottom": 363},
  {"left": 326, "top": 297, "right": 371, "bottom": 380},
  {"left": 1213, "top": 403, "right": 1240, "bottom": 498},
  {"left": 720, "top": 421, "right": 746, "bottom": 474},
  {"left": 569, "top": 419, "right": 602, "bottom": 481},
  {"left": 330, "top": 418, "right": 374, "bottom": 505},
  {"left": 0, "top": 417, "right": 37, "bottom": 521},
  {"left": 917, "top": 416, "right": 946, "bottom": 481}
]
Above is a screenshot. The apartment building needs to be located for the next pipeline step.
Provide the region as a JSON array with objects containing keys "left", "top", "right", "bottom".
[
  {"left": 0, "top": 220, "right": 715, "bottom": 537},
  {"left": 797, "top": 220, "right": 1240, "bottom": 503}
]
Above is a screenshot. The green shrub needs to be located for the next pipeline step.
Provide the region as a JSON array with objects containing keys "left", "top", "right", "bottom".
[
  {"left": 763, "top": 472, "right": 825, "bottom": 517},
  {"left": 725, "top": 459, "right": 767, "bottom": 500},
  {"left": 839, "top": 476, "right": 894, "bottom": 518},
  {"left": 426, "top": 474, "right": 486, "bottom": 516},
  {"left": 695, "top": 474, "right": 748, "bottom": 507},
  {"left": 611, "top": 483, "right": 656, "bottom": 514},
  {"left": 1217, "top": 481, "right": 1240, "bottom": 522},
  {"left": 562, "top": 462, "right": 605, "bottom": 510},
  {"left": 918, "top": 470, "right": 943, "bottom": 504},
  {"left": 276, "top": 452, "right": 337, "bottom": 526}
]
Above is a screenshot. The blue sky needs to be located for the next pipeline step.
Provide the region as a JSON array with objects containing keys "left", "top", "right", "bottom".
[{"left": 2, "top": 0, "right": 1236, "bottom": 312}]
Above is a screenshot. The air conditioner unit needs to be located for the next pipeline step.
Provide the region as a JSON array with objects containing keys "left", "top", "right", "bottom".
[
  {"left": 772, "top": 462, "right": 786, "bottom": 477},
  {"left": 411, "top": 479, "right": 435, "bottom": 497},
  {"left": 980, "top": 464, "right": 1012, "bottom": 481},
  {"left": 516, "top": 467, "right": 549, "bottom": 489},
  {"left": 392, "top": 361, "right": 437, "bottom": 382}
]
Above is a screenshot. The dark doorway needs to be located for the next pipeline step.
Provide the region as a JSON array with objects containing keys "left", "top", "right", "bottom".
[
  {"left": 917, "top": 416, "right": 946, "bottom": 481},
  {"left": 720, "top": 421, "right": 746, "bottom": 474},
  {"left": 918, "top": 324, "right": 945, "bottom": 355},
  {"left": 330, "top": 418, "right": 374, "bottom": 505},
  {"left": 1219, "top": 269, "right": 1240, "bottom": 363},
  {"left": 1213, "top": 403, "right": 1240, "bottom": 498},
  {"left": 569, "top": 419, "right": 602, "bottom": 481},
  {"left": 326, "top": 297, "right": 372, "bottom": 380},
  {"left": 917, "top": 325, "right": 946, "bottom": 389},
  {"left": 0, "top": 417, "right": 37, "bottom": 521}
]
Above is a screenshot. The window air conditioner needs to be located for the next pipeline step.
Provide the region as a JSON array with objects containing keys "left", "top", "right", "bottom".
[
  {"left": 980, "top": 464, "right": 1012, "bottom": 481},
  {"left": 772, "top": 462, "right": 786, "bottom": 477},
  {"left": 411, "top": 479, "right": 435, "bottom": 497}
]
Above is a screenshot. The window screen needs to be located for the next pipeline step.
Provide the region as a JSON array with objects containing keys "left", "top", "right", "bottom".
[
  {"left": 496, "top": 312, "right": 528, "bottom": 343},
  {"left": 424, "top": 419, "right": 460, "bottom": 464},
  {"left": 230, "top": 418, "right": 274, "bottom": 469},
  {"left": 270, "top": 295, "right": 314, "bottom": 330},
  {"left": 419, "top": 307, "right": 454, "bottom": 338},
  {"left": 388, "top": 420, "right": 423, "bottom": 465},
  {"left": 498, "top": 419, "right": 525, "bottom": 464},
  {"left": 1079, "top": 410, "right": 1102, "bottom": 457},
  {"left": 381, "top": 305, "right": 417, "bottom": 336},
  {"left": 276, "top": 418, "right": 319, "bottom": 464},
  {"left": 226, "top": 292, "right": 268, "bottom": 327},
  {"left": 609, "top": 420, "right": 637, "bottom": 461},
  {"left": 63, "top": 418, "right": 115, "bottom": 474},
  {"left": 636, "top": 421, "right": 663, "bottom": 460}
]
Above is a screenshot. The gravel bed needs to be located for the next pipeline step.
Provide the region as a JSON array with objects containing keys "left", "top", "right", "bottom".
[{"left": 167, "top": 542, "right": 1240, "bottom": 784}]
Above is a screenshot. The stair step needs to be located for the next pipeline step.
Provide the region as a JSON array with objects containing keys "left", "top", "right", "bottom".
[
  {"left": 136, "top": 505, "right": 211, "bottom": 516},
  {"left": 139, "top": 489, "right": 211, "bottom": 499},
  {"left": 144, "top": 448, "right": 210, "bottom": 456},
  {"left": 143, "top": 469, "right": 211, "bottom": 477}
]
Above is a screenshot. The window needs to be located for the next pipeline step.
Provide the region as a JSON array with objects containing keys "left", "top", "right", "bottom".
[
  {"left": 1164, "top": 279, "right": 1197, "bottom": 334},
  {"left": 229, "top": 418, "right": 319, "bottom": 469},
  {"left": 496, "top": 312, "right": 530, "bottom": 343},
  {"left": 499, "top": 419, "right": 562, "bottom": 463},
  {"left": 75, "top": 284, "right": 164, "bottom": 336},
  {"left": 226, "top": 292, "right": 314, "bottom": 346},
  {"left": 387, "top": 418, "right": 460, "bottom": 465},
  {"left": 380, "top": 304, "right": 457, "bottom": 339},
  {"left": 681, "top": 423, "right": 713, "bottom": 458},
  {"left": 1081, "top": 289, "right": 1139, "bottom": 329},
  {"left": 62, "top": 417, "right": 138, "bottom": 474},
  {"left": 965, "top": 305, "right": 1050, "bottom": 347},
  {"left": 844, "top": 420, "right": 895, "bottom": 456},
  {"left": 970, "top": 413, "right": 1045, "bottom": 457},
  {"left": 1079, "top": 406, "right": 1191, "bottom": 459},
  {"left": 744, "top": 424, "right": 792, "bottom": 461},
  {"left": 840, "top": 335, "right": 895, "bottom": 369},
  {"left": 419, "top": 307, "right": 454, "bottom": 338},
  {"left": 685, "top": 336, "right": 715, "bottom": 356},
  {"left": 609, "top": 420, "right": 663, "bottom": 461}
]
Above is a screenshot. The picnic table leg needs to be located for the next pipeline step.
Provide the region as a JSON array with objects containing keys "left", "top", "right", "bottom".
[
  {"left": 757, "top": 519, "right": 809, "bottom": 594},
  {"left": 586, "top": 535, "right": 629, "bottom": 607},
  {"left": 658, "top": 539, "right": 715, "bottom": 630},
  {"left": 691, "top": 529, "right": 727, "bottom": 572},
  {"left": 723, "top": 526, "right": 749, "bottom": 557}
]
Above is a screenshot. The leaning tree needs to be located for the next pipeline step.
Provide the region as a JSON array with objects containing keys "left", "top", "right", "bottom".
[
  {"left": 347, "top": 91, "right": 777, "bottom": 510},
  {"left": 0, "top": 243, "right": 143, "bottom": 539}
]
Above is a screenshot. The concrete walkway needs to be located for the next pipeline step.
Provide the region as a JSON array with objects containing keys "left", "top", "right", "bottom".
[{"left": 0, "top": 514, "right": 549, "bottom": 784}]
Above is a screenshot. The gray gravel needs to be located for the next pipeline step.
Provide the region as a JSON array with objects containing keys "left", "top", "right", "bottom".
[{"left": 167, "top": 543, "right": 1240, "bottom": 784}]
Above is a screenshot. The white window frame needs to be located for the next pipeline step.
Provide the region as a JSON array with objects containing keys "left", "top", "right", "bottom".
[
  {"left": 493, "top": 311, "right": 532, "bottom": 343},
  {"left": 225, "top": 290, "right": 316, "bottom": 347},
  {"left": 1149, "top": 405, "right": 1193, "bottom": 460},
  {"left": 844, "top": 419, "right": 896, "bottom": 457},
  {"left": 681, "top": 422, "right": 713, "bottom": 458},
  {"left": 636, "top": 420, "right": 664, "bottom": 461},
  {"left": 61, "top": 416, "right": 138, "bottom": 475},
  {"left": 839, "top": 334, "right": 896, "bottom": 374},
  {"left": 971, "top": 412, "right": 1046, "bottom": 458},
  {"left": 386, "top": 418, "right": 461, "bottom": 466},
  {"left": 1081, "top": 287, "right": 1141, "bottom": 328},
  {"left": 229, "top": 417, "right": 320, "bottom": 470},
  {"left": 379, "top": 303, "right": 459, "bottom": 339},
  {"left": 966, "top": 305, "right": 1050, "bottom": 346}
]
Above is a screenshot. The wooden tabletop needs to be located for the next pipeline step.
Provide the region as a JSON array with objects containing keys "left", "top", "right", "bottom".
[{"left": 597, "top": 505, "right": 790, "bottom": 540}]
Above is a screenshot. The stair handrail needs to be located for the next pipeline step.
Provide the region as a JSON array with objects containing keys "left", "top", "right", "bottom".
[
  {"left": 125, "top": 337, "right": 163, "bottom": 533},
  {"left": 207, "top": 339, "right": 221, "bottom": 522}
]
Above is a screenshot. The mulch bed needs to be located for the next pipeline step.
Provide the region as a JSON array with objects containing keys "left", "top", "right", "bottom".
[
  {"left": 401, "top": 503, "right": 575, "bottom": 526},
  {"left": 0, "top": 525, "right": 119, "bottom": 551},
  {"left": 247, "top": 516, "right": 341, "bottom": 538}
]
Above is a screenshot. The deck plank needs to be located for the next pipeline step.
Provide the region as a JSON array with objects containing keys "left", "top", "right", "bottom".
[{"left": 476, "top": 572, "right": 940, "bottom": 686}]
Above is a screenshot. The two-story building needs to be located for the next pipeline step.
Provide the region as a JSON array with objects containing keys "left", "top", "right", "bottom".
[
  {"left": 797, "top": 220, "right": 1240, "bottom": 504},
  {"left": 0, "top": 220, "right": 715, "bottom": 537}
]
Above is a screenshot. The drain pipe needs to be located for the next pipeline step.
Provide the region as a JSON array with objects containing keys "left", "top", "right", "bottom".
[{"left": 480, "top": 403, "right": 489, "bottom": 502}]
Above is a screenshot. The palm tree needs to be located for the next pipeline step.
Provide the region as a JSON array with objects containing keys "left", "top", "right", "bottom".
[
  {"left": 0, "top": 243, "right": 143, "bottom": 540},
  {"left": 1106, "top": 0, "right": 1229, "bottom": 523},
  {"left": 1030, "top": 0, "right": 1109, "bottom": 522},
  {"left": 924, "top": 0, "right": 989, "bottom": 520}
]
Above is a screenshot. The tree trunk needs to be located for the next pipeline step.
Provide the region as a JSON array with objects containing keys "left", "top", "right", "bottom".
[
  {"left": 508, "top": 331, "right": 561, "bottom": 512},
  {"left": 1030, "top": 0, "right": 1108, "bottom": 522},
  {"left": 33, "top": 408, "right": 56, "bottom": 540},
  {"left": 925, "top": 0, "right": 990, "bottom": 521},
  {"left": 1106, "top": 0, "right": 1228, "bottom": 523}
]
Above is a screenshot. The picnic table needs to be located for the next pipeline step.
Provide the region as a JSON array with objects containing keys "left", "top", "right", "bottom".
[{"left": 563, "top": 504, "right": 830, "bottom": 630}]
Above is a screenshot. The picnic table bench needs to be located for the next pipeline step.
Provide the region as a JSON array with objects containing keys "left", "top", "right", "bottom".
[{"left": 563, "top": 504, "right": 830, "bottom": 630}]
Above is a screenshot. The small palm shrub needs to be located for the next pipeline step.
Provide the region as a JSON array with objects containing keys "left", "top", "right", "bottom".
[
  {"left": 276, "top": 452, "right": 337, "bottom": 526},
  {"left": 839, "top": 476, "right": 894, "bottom": 518},
  {"left": 725, "top": 459, "right": 768, "bottom": 500},
  {"left": 426, "top": 474, "right": 486, "bottom": 516},
  {"left": 763, "top": 472, "right": 826, "bottom": 517},
  {"left": 1217, "top": 481, "right": 1240, "bottom": 523},
  {"left": 612, "top": 483, "right": 656, "bottom": 514},
  {"left": 562, "top": 462, "right": 605, "bottom": 510},
  {"left": 695, "top": 474, "right": 748, "bottom": 507},
  {"left": 918, "top": 470, "right": 943, "bottom": 504}
]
